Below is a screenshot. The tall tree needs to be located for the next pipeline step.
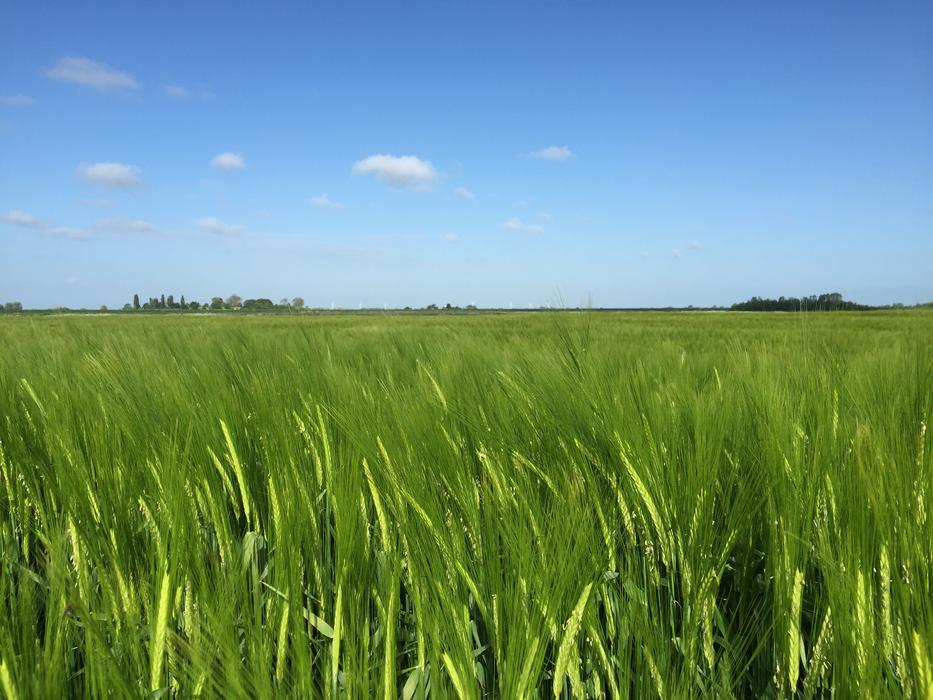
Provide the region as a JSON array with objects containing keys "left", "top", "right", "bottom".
[
  {"left": 132, "top": 293, "right": 140, "bottom": 310},
  {"left": 291, "top": 297, "right": 305, "bottom": 309}
]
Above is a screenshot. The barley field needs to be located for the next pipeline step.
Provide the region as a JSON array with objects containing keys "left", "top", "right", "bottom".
[{"left": 0, "top": 311, "right": 930, "bottom": 698}]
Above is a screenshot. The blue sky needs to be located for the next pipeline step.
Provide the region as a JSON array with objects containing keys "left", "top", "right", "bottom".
[{"left": 1, "top": 1, "right": 931, "bottom": 308}]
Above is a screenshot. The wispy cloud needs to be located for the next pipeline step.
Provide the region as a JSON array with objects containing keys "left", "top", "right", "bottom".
[
  {"left": 528, "top": 145, "right": 574, "bottom": 161},
  {"left": 53, "top": 228, "right": 89, "bottom": 240},
  {"left": 162, "top": 84, "right": 190, "bottom": 98},
  {"left": 94, "top": 218, "right": 159, "bottom": 236},
  {"left": 352, "top": 154, "right": 438, "bottom": 190},
  {"left": 2, "top": 210, "right": 43, "bottom": 228},
  {"left": 0, "top": 95, "right": 35, "bottom": 107},
  {"left": 454, "top": 186, "right": 475, "bottom": 201},
  {"left": 501, "top": 217, "right": 544, "bottom": 235},
  {"left": 673, "top": 241, "right": 704, "bottom": 259},
  {"left": 45, "top": 57, "right": 138, "bottom": 91},
  {"left": 196, "top": 217, "right": 243, "bottom": 236},
  {"left": 1, "top": 209, "right": 88, "bottom": 240},
  {"left": 3, "top": 210, "right": 166, "bottom": 241},
  {"left": 444, "top": 233, "right": 461, "bottom": 243},
  {"left": 77, "top": 162, "right": 141, "bottom": 189},
  {"left": 211, "top": 152, "right": 246, "bottom": 171},
  {"left": 310, "top": 194, "right": 344, "bottom": 209}
]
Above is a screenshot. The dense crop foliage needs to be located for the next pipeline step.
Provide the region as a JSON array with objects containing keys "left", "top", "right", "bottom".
[{"left": 0, "top": 312, "right": 931, "bottom": 697}]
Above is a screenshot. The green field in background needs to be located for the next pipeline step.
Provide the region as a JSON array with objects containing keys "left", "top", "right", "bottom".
[{"left": 0, "top": 311, "right": 930, "bottom": 697}]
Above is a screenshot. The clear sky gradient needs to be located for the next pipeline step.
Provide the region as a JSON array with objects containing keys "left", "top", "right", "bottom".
[{"left": 2, "top": 1, "right": 931, "bottom": 308}]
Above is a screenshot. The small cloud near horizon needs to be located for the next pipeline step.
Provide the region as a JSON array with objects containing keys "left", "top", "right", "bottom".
[
  {"left": 2, "top": 210, "right": 43, "bottom": 228},
  {"left": 94, "top": 218, "right": 159, "bottom": 236},
  {"left": 1, "top": 209, "right": 88, "bottom": 240},
  {"left": 196, "top": 217, "right": 243, "bottom": 236}
]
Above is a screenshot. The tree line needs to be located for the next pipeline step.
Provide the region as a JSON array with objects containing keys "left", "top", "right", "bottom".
[
  {"left": 127, "top": 294, "right": 305, "bottom": 311},
  {"left": 730, "top": 292, "right": 874, "bottom": 311}
]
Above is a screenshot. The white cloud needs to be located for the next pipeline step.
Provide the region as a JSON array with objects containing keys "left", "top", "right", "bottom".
[
  {"left": 45, "top": 57, "right": 138, "bottom": 91},
  {"left": 0, "top": 95, "right": 35, "bottom": 107},
  {"left": 444, "top": 233, "right": 461, "bottom": 243},
  {"left": 95, "top": 218, "right": 159, "bottom": 236},
  {"left": 196, "top": 217, "right": 243, "bottom": 236},
  {"left": 211, "top": 152, "right": 246, "bottom": 171},
  {"left": 2, "top": 209, "right": 158, "bottom": 240},
  {"left": 352, "top": 154, "right": 438, "bottom": 190},
  {"left": 529, "top": 146, "right": 574, "bottom": 161},
  {"left": 310, "top": 194, "right": 344, "bottom": 209},
  {"left": 2, "top": 210, "right": 43, "bottom": 228},
  {"left": 501, "top": 217, "right": 544, "bottom": 235},
  {"left": 1, "top": 210, "right": 88, "bottom": 240},
  {"left": 689, "top": 240, "right": 703, "bottom": 250},
  {"left": 78, "top": 162, "right": 141, "bottom": 189},
  {"left": 162, "top": 84, "right": 190, "bottom": 98},
  {"left": 454, "top": 186, "right": 475, "bottom": 201}
]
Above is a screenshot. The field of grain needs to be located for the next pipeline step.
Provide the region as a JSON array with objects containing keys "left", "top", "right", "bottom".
[{"left": 0, "top": 312, "right": 930, "bottom": 697}]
